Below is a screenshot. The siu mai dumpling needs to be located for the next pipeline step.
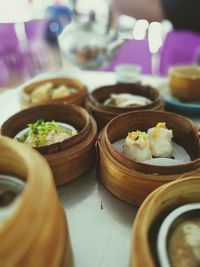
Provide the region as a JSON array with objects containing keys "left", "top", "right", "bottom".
[
  {"left": 123, "top": 130, "right": 152, "bottom": 161},
  {"left": 147, "top": 122, "right": 173, "bottom": 158}
]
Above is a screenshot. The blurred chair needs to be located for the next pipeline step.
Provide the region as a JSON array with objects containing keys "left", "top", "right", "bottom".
[
  {"left": 0, "top": 23, "right": 23, "bottom": 83},
  {"left": 159, "top": 30, "right": 200, "bottom": 76},
  {"left": 104, "top": 39, "right": 152, "bottom": 74},
  {"left": 0, "top": 23, "right": 19, "bottom": 48},
  {"left": 25, "top": 19, "right": 47, "bottom": 39},
  {"left": 0, "top": 20, "right": 61, "bottom": 88}
]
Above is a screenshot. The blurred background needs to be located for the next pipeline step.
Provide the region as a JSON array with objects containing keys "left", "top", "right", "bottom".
[{"left": 0, "top": 0, "right": 199, "bottom": 88}]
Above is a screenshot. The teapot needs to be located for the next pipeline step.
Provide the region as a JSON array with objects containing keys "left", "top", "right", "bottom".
[{"left": 59, "top": 11, "right": 123, "bottom": 69}]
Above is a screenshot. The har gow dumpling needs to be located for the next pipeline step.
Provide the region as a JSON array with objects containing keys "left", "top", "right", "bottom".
[
  {"left": 123, "top": 130, "right": 152, "bottom": 161},
  {"left": 147, "top": 122, "right": 173, "bottom": 158}
]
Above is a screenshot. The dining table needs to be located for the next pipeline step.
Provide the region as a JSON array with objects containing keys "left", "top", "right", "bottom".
[{"left": 0, "top": 68, "right": 199, "bottom": 267}]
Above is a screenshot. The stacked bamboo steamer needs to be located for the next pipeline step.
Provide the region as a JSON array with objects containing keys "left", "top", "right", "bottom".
[
  {"left": 130, "top": 176, "right": 200, "bottom": 267},
  {"left": 0, "top": 136, "right": 72, "bottom": 267},
  {"left": 97, "top": 110, "right": 200, "bottom": 205},
  {"left": 1, "top": 104, "right": 97, "bottom": 186}
]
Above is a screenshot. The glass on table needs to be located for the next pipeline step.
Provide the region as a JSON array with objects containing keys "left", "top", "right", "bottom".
[{"left": 0, "top": 19, "right": 63, "bottom": 89}]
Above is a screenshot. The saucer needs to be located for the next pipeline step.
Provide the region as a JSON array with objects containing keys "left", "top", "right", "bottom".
[{"left": 157, "top": 80, "right": 200, "bottom": 113}]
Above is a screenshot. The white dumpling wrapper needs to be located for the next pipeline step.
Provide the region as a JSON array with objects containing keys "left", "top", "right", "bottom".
[
  {"left": 123, "top": 133, "right": 152, "bottom": 161},
  {"left": 104, "top": 93, "right": 152, "bottom": 107},
  {"left": 147, "top": 127, "right": 173, "bottom": 157}
]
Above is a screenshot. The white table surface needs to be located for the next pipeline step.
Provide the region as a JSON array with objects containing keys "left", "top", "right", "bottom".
[{"left": 0, "top": 69, "right": 199, "bottom": 267}]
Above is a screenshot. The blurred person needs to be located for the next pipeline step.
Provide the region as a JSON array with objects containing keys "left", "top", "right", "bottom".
[{"left": 111, "top": 0, "right": 200, "bottom": 33}]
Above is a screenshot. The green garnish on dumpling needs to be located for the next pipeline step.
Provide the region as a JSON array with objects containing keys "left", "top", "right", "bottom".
[{"left": 17, "top": 119, "right": 77, "bottom": 147}]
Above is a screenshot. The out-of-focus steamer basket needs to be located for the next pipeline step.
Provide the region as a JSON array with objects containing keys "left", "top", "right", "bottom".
[
  {"left": 20, "top": 77, "right": 88, "bottom": 109},
  {"left": 86, "top": 83, "right": 164, "bottom": 130},
  {"left": 130, "top": 176, "right": 200, "bottom": 267},
  {"left": 0, "top": 136, "right": 72, "bottom": 267},
  {"left": 97, "top": 110, "right": 200, "bottom": 205},
  {"left": 1, "top": 104, "right": 97, "bottom": 186}
]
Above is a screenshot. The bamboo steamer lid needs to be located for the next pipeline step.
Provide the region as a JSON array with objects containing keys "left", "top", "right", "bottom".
[{"left": 0, "top": 136, "right": 72, "bottom": 267}]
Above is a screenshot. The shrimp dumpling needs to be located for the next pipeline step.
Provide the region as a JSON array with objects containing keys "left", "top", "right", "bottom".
[
  {"left": 123, "top": 130, "right": 152, "bottom": 161},
  {"left": 147, "top": 122, "right": 173, "bottom": 158}
]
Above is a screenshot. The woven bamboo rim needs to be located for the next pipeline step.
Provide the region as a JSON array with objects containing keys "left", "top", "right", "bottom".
[
  {"left": 46, "top": 115, "right": 97, "bottom": 185},
  {"left": 130, "top": 176, "right": 200, "bottom": 267},
  {"left": 0, "top": 136, "right": 72, "bottom": 267}
]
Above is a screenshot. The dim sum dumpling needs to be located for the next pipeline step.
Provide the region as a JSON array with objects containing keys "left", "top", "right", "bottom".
[
  {"left": 51, "top": 85, "right": 71, "bottom": 99},
  {"left": 104, "top": 93, "right": 151, "bottom": 108},
  {"left": 147, "top": 122, "right": 173, "bottom": 158},
  {"left": 123, "top": 130, "right": 152, "bottom": 161},
  {"left": 31, "top": 82, "right": 53, "bottom": 103},
  {"left": 16, "top": 120, "right": 77, "bottom": 147}
]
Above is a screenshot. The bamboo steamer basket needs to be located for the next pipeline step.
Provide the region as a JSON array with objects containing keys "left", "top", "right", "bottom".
[
  {"left": 169, "top": 65, "right": 200, "bottom": 101},
  {"left": 130, "top": 176, "right": 200, "bottom": 267},
  {"left": 86, "top": 83, "right": 164, "bottom": 130},
  {"left": 97, "top": 110, "right": 200, "bottom": 205},
  {"left": 0, "top": 136, "right": 72, "bottom": 267},
  {"left": 1, "top": 104, "right": 97, "bottom": 186},
  {"left": 20, "top": 77, "right": 88, "bottom": 109}
]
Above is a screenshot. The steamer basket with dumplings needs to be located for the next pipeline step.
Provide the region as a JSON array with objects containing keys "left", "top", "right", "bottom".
[
  {"left": 130, "top": 176, "right": 200, "bottom": 267},
  {"left": 0, "top": 136, "right": 72, "bottom": 267},
  {"left": 97, "top": 110, "right": 200, "bottom": 205},
  {"left": 1, "top": 104, "right": 97, "bottom": 186},
  {"left": 20, "top": 77, "right": 88, "bottom": 109},
  {"left": 86, "top": 83, "right": 164, "bottom": 130}
]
